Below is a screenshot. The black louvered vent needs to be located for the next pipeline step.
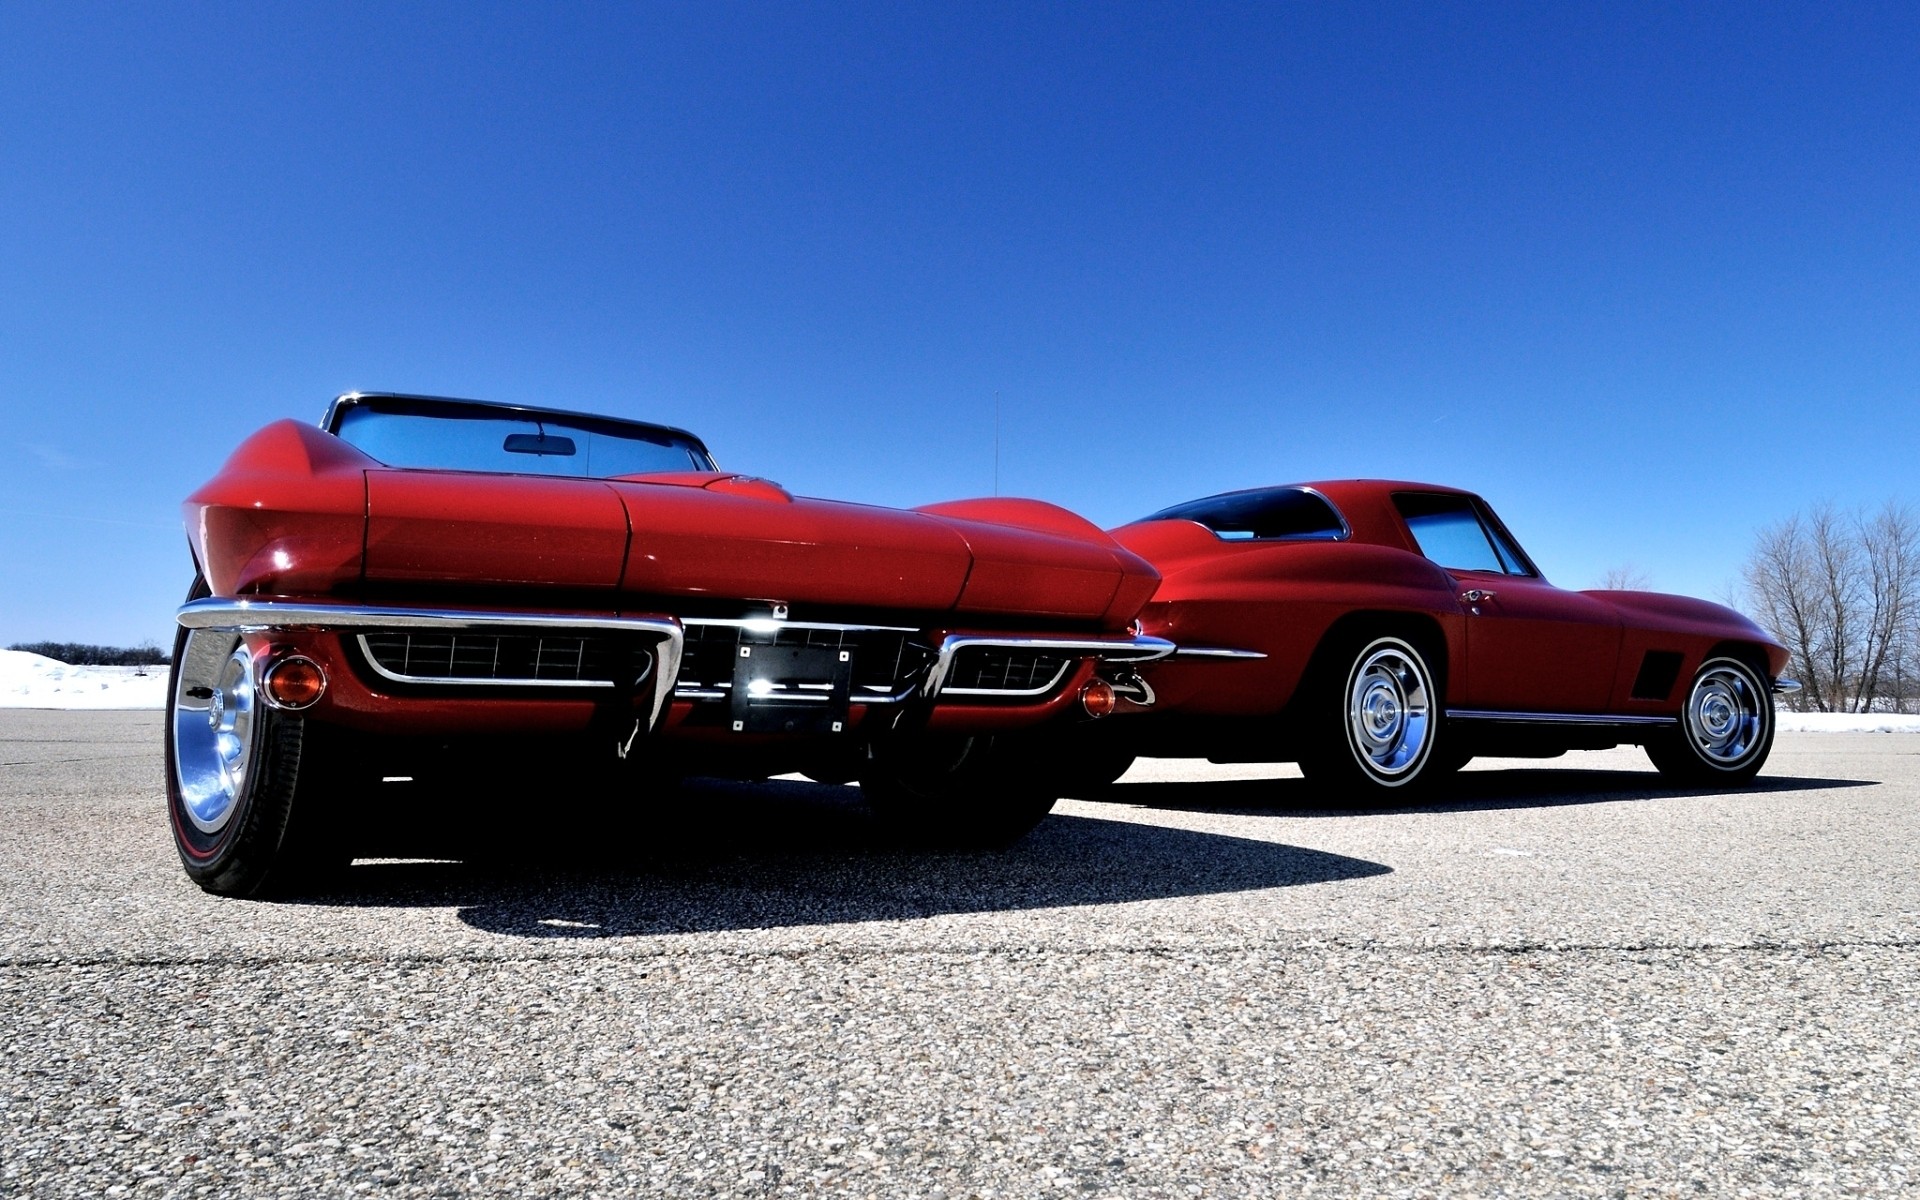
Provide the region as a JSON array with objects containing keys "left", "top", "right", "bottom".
[
  {"left": 1631, "top": 651, "right": 1685, "bottom": 701},
  {"left": 360, "top": 631, "right": 626, "bottom": 685},
  {"left": 943, "top": 647, "right": 1073, "bottom": 694}
]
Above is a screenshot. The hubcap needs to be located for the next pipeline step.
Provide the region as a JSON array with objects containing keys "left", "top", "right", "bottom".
[
  {"left": 1686, "top": 663, "right": 1763, "bottom": 766},
  {"left": 172, "top": 634, "right": 257, "bottom": 834},
  {"left": 1347, "top": 645, "right": 1432, "bottom": 778}
]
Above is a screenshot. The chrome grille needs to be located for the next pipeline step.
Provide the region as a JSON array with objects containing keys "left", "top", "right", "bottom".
[
  {"left": 358, "top": 631, "right": 632, "bottom": 688},
  {"left": 676, "top": 621, "right": 930, "bottom": 702},
  {"left": 941, "top": 647, "right": 1074, "bottom": 696}
]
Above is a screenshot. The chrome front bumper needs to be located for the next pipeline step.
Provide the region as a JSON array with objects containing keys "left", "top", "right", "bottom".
[
  {"left": 176, "top": 598, "right": 685, "bottom": 727},
  {"left": 178, "top": 598, "right": 1179, "bottom": 722}
]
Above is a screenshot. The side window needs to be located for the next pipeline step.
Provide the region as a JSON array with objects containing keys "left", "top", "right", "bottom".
[{"left": 1394, "top": 492, "right": 1530, "bottom": 575}]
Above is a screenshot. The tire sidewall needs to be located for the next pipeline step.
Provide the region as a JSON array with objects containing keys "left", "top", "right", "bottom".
[{"left": 165, "top": 578, "right": 305, "bottom": 890}]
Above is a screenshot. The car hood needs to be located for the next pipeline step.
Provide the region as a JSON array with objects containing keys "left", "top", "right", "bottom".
[{"left": 186, "top": 423, "right": 1153, "bottom": 627}]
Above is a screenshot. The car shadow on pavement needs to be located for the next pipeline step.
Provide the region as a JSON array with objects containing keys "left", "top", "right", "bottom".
[
  {"left": 1092, "top": 766, "right": 1878, "bottom": 817},
  {"left": 287, "top": 775, "right": 1392, "bottom": 937}
]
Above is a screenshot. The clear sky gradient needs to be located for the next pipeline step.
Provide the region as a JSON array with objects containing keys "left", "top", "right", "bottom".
[{"left": 3, "top": 3, "right": 1915, "bottom": 645}]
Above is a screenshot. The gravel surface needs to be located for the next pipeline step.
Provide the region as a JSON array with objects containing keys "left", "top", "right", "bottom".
[{"left": 3, "top": 710, "right": 1917, "bottom": 1196}]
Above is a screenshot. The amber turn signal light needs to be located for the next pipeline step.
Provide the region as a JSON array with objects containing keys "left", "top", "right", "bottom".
[
  {"left": 1080, "top": 678, "right": 1117, "bottom": 718},
  {"left": 263, "top": 656, "right": 326, "bottom": 710}
]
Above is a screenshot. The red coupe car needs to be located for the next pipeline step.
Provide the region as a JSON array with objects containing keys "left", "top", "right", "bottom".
[
  {"left": 169, "top": 393, "right": 1169, "bottom": 894},
  {"left": 1064, "top": 481, "right": 1795, "bottom": 796}
]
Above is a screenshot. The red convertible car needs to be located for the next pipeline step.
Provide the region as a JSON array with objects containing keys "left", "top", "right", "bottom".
[
  {"left": 1064, "top": 481, "right": 1795, "bottom": 795},
  {"left": 169, "top": 392, "right": 1168, "bottom": 894}
]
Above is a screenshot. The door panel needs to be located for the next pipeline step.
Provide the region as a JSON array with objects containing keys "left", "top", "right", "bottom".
[{"left": 1454, "top": 572, "right": 1622, "bottom": 713}]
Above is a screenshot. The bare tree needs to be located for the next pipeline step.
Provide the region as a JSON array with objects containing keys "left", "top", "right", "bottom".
[
  {"left": 1808, "top": 504, "right": 1860, "bottom": 712},
  {"left": 1740, "top": 501, "right": 1920, "bottom": 713},
  {"left": 1742, "top": 513, "right": 1827, "bottom": 711},
  {"left": 1853, "top": 503, "right": 1919, "bottom": 712},
  {"left": 1598, "top": 564, "right": 1653, "bottom": 590}
]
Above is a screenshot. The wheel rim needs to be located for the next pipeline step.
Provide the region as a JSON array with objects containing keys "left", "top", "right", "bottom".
[
  {"left": 1346, "top": 644, "right": 1432, "bottom": 779},
  {"left": 172, "top": 634, "right": 257, "bottom": 834},
  {"left": 1685, "top": 662, "right": 1764, "bottom": 766}
]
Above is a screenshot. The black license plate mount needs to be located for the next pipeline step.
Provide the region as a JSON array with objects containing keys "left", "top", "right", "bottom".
[{"left": 730, "top": 644, "right": 854, "bottom": 734}]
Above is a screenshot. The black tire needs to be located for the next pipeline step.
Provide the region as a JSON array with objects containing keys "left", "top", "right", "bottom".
[
  {"left": 165, "top": 576, "right": 348, "bottom": 897},
  {"left": 859, "top": 734, "right": 1058, "bottom": 848},
  {"left": 1055, "top": 747, "right": 1138, "bottom": 796},
  {"left": 1296, "top": 633, "right": 1446, "bottom": 799},
  {"left": 1644, "top": 655, "right": 1775, "bottom": 785}
]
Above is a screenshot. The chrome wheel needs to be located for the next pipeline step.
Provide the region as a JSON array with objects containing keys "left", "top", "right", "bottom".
[
  {"left": 1344, "top": 640, "right": 1434, "bottom": 781},
  {"left": 1683, "top": 660, "right": 1765, "bottom": 767},
  {"left": 172, "top": 634, "right": 257, "bottom": 835}
]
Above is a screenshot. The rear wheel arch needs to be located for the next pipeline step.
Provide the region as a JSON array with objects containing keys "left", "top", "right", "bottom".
[{"left": 1293, "top": 610, "right": 1452, "bottom": 715}]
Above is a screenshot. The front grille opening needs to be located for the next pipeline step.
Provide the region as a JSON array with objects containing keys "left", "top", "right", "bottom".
[
  {"left": 676, "top": 623, "right": 931, "bottom": 701},
  {"left": 943, "top": 648, "right": 1073, "bottom": 695},
  {"left": 359, "top": 631, "right": 635, "bottom": 687}
]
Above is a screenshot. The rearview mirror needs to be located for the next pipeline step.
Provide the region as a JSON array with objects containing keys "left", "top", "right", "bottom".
[{"left": 503, "top": 432, "right": 577, "bottom": 457}]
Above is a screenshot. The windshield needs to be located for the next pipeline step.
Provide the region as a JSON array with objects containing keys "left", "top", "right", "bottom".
[{"left": 332, "top": 399, "right": 714, "bottom": 478}]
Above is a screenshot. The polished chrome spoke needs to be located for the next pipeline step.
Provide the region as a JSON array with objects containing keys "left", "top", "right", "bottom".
[
  {"left": 1686, "top": 664, "right": 1762, "bottom": 765},
  {"left": 1347, "top": 646, "right": 1432, "bottom": 777},
  {"left": 172, "top": 634, "right": 256, "bottom": 834}
]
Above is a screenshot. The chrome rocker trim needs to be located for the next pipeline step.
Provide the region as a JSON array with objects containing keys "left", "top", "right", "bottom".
[
  {"left": 921, "top": 634, "right": 1176, "bottom": 699},
  {"left": 175, "top": 598, "right": 684, "bottom": 727},
  {"left": 1447, "top": 709, "right": 1679, "bottom": 727}
]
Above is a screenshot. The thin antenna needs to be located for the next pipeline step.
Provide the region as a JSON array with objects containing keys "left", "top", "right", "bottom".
[{"left": 993, "top": 390, "right": 1001, "bottom": 496}]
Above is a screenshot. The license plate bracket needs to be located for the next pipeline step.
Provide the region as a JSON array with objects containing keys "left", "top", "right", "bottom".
[{"left": 730, "top": 644, "right": 854, "bottom": 734}]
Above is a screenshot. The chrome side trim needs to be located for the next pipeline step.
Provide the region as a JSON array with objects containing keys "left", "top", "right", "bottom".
[
  {"left": 175, "top": 599, "right": 684, "bottom": 728},
  {"left": 922, "top": 634, "right": 1175, "bottom": 699},
  {"left": 1773, "top": 678, "right": 1803, "bottom": 695},
  {"left": 1447, "top": 709, "right": 1678, "bottom": 727},
  {"left": 1169, "top": 646, "right": 1268, "bottom": 660}
]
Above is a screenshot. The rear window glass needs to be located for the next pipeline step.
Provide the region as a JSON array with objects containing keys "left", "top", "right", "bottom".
[{"left": 1144, "top": 488, "right": 1347, "bottom": 541}]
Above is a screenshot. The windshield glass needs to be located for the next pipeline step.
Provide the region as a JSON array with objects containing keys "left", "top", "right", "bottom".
[{"left": 333, "top": 399, "right": 713, "bottom": 478}]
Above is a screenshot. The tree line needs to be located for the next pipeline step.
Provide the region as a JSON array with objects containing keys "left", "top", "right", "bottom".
[
  {"left": 7, "top": 642, "right": 171, "bottom": 666},
  {"left": 1740, "top": 502, "right": 1919, "bottom": 713}
]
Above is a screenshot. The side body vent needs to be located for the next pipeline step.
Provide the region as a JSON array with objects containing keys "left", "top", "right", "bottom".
[{"left": 1631, "top": 651, "right": 1685, "bottom": 702}]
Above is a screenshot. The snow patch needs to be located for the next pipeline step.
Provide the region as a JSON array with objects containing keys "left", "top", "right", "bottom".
[
  {"left": 0, "top": 650, "right": 170, "bottom": 709},
  {"left": 1776, "top": 711, "right": 1920, "bottom": 734}
]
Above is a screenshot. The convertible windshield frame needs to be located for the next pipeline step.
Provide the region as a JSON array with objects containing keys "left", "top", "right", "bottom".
[{"left": 321, "top": 392, "right": 717, "bottom": 479}]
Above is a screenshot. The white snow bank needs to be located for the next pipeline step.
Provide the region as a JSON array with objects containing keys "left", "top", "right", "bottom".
[
  {"left": 0, "top": 649, "right": 170, "bottom": 709},
  {"left": 1776, "top": 711, "right": 1920, "bottom": 734}
]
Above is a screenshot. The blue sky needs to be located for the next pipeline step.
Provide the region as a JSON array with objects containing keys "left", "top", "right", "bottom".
[{"left": 2, "top": 2, "right": 1916, "bottom": 645}]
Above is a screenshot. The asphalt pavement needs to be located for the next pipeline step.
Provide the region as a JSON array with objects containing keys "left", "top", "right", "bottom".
[{"left": 3, "top": 709, "right": 1916, "bottom": 1196}]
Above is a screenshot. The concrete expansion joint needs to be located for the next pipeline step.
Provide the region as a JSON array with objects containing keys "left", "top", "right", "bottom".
[{"left": 5, "top": 936, "right": 1920, "bottom": 971}]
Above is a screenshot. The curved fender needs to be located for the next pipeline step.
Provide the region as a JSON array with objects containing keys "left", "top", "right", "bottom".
[{"left": 184, "top": 420, "right": 372, "bottom": 598}]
